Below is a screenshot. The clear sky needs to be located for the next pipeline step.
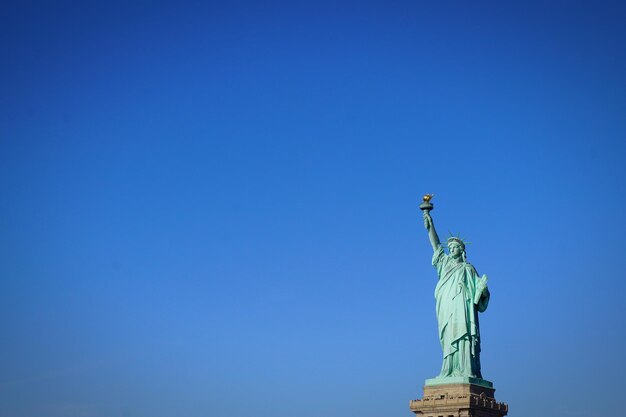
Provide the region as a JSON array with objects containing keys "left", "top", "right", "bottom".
[{"left": 1, "top": 2, "right": 625, "bottom": 417}]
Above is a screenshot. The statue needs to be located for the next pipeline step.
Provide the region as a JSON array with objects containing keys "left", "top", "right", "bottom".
[{"left": 420, "top": 195, "right": 490, "bottom": 382}]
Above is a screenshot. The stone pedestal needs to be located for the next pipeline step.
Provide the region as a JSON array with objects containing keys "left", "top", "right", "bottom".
[{"left": 409, "top": 383, "right": 508, "bottom": 417}]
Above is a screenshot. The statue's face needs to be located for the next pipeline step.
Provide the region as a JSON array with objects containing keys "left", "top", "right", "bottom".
[{"left": 449, "top": 243, "right": 463, "bottom": 259}]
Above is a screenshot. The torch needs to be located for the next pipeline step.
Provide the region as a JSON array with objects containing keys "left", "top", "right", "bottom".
[{"left": 419, "top": 194, "right": 434, "bottom": 214}]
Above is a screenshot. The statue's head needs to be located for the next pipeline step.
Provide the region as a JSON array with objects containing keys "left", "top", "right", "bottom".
[{"left": 447, "top": 237, "right": 466, "bottom": 260}]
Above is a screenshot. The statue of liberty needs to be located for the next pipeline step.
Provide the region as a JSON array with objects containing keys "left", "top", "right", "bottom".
[{"left": 421, "top": 196, "right": 490, "bottom": 382}]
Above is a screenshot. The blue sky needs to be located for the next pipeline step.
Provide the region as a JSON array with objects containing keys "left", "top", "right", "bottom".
[{"left": 1, "top": 1, "right": 625, "bottom": 416}]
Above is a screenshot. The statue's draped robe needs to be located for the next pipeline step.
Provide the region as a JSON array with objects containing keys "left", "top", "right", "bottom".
[{"left": 432, "top": 246, "right": 489, "bottom": 378}]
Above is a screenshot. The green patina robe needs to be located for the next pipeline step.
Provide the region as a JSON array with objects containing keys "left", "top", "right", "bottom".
[{"left": 432, "top": 246, "right": 489, "bottom": 378}]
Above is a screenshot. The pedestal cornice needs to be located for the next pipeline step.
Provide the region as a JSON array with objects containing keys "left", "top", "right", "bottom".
[{"left": 410, "top": 383, "right": 508, "bottom": 417}]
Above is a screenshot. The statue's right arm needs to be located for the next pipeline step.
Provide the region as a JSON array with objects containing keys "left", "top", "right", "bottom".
[{"left": 423, "top": 211, "right": 441, "bottom": 252}]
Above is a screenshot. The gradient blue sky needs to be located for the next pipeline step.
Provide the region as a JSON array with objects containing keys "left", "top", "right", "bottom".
[{"left": 1, "top": 2, "right": 626, "bottom": 417}]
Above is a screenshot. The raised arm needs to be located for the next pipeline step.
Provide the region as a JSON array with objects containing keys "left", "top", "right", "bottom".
[{"left": 423, "top": 211, "right": 441, "bottom": 252}]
